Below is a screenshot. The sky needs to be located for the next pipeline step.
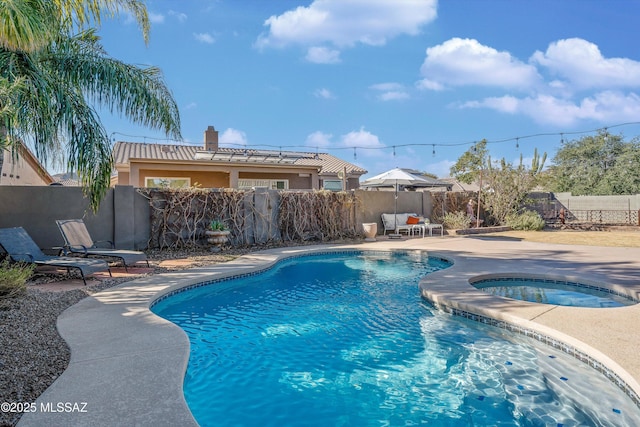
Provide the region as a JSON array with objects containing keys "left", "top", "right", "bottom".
[{"left": 95, "top": 0, "right": 640, "bottom": 179}]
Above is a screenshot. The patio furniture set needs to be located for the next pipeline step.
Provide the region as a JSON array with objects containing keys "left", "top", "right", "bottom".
[
  {"left": 381, "top": 213, "right": 444, "bottom": 238},
  {"left": 0, "top": 220, "right": 148, "bottom": 285}
]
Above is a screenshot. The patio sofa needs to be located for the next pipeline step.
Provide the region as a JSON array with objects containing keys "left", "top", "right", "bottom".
[{"left": 381, "top": 213, "right": 419, "bottom": 235}]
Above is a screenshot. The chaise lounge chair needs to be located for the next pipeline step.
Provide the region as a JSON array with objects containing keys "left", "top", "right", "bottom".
[
  {"left": 0, "top": 227, "right": 111, "bottom": 285},
  {"left": 56, "top": 219, "right": 149, "bottom": 271}
]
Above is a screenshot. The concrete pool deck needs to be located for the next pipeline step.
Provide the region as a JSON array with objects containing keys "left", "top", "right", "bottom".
[{"left": 17, "top": 235, "right": 640, "bottom": 426}]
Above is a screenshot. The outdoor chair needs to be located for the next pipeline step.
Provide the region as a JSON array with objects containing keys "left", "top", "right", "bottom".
[
  {"left": 0, "top": 227, "right": 111, "bottom": 285},
  {"left": 56, "top": 219, "right": 149, "bottom": 271}
]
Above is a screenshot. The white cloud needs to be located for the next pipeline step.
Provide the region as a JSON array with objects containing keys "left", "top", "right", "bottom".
[
  {"left": 184, "top": 102, "right": 197, "bottom": 110},
  {"left": 461, "top": 91, "right": 640, "bottom": 126},
  {"left": 306, "top": 131, "right": 333, "bottom": 147},
  {"left": 255, "top": 0, "right": 437, "bottom": 55},
  {"left": 416, "top": 36, "right": 640, "bottom": 127},
  {"left": 370, "top": 82, "right": 409, "bottom": 101},
  {"left": 459, "top": 95, "right": 520, "bottom": 114},
  {"left": 340, "top": 127, "right": 385, "bottom": 150},
  {"left": 379, "top": 91, "right": 410, "bottom": 101},
  {"left": 530, "top": 38, "right": 640, "bottom": 90},
  {"left": 219, "top": 128, "right": 248, "bottom": 147},
  {"left": 369, "top": 82, "right": 403, "bottom": 91},
  {"left": 313, "top": 88, "right": 335, "bottom": 99},
  {"left": 415, "top": 79, "right": 444, "bottom": 91},
  {"left": 168, "top": 10, "right": 188, "bottom": 23},
  {"left": 418, "top": 38, "right": 541, "bottom": 90},
  {"left": 306, "top": 46, "right": 341, "bottom": 64},
  {"left": 148, "top": 12, "right": 165, "bottom": 24},
  {"left": 194, "top": 32, "right": 215, "bottom": 44}
]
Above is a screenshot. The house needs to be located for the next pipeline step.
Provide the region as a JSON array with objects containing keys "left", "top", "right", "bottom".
[
  {"left": 0, "top": 142, "right": 54, "bottom": 186},
  {"left": 437, "top": 177, "right": 481, "bottom": 192},
  {"left": 111, "top": 126, "right": 367, "bottom": 191}
]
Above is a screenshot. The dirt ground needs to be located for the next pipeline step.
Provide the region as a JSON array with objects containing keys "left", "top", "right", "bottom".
[{"left": 486, "top": 227, "right": 640, "bottom": 248}]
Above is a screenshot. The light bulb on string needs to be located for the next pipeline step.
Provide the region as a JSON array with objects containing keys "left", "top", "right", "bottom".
[
  {"left": 353, "top": 147, "right": 357, "bottom": 161},
  {"left": 432, "top": 144, "right": 436, "bottom": 157},
  {"left": 515, "top": 137, "right": 519, "bottom": 151}
]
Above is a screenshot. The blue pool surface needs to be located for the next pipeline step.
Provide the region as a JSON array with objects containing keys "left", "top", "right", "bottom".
[
  {"left": 473, "top": 277, "right": 637, "bottom": 307},
  {"left": 152, "top": 251, "right": 640, "bottom": 426}
]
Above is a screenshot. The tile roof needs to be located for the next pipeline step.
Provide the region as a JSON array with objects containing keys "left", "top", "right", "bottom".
[{"left": 112, "top": 142, "right": 367, "bottom": 176}]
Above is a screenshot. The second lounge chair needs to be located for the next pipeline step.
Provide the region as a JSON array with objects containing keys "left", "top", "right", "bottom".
[{"left": 56, "top": 219, "right": 149, "bottom": 271}]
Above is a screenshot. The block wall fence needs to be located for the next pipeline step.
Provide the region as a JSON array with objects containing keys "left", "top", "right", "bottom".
[{"left": 1, "top": 186, "right": 636, "bottom": 252}]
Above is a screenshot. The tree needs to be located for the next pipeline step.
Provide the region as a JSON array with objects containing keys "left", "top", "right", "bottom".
[
  {"left": 547, "top": 130, "right": 640, "bottom": 195},
  {"left": 449, "top": 139, "right": 489, "bottom": 226},
  {"left": 482, "top": 149, "right": 546, "bottom": 225},
  {"left": 0, "top": 0, "right": 150, "bottom": 52},
  {"left": 451, "top": 141, "right": 546, "bottom": 225},
  {"left": 449, "top": 139, "right": 489, "bottom": 184},
  {"left": 0, "top": 0, "right": 180, "bottom": 210}
]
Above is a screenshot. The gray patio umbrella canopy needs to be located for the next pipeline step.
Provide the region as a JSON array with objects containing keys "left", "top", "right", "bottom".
[{"left": 360, "top": 168, "right": 431, "bottom": 235}]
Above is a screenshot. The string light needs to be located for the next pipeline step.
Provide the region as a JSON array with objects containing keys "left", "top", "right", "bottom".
[
  {"left": 110, "top": 121, "right": 640, "bottom": 154},
  {"left": 432, "top": 144, "right": 436, "bottom": 157},
  {"left": 353, "top": 147, "right": 357, "bottom": 160}
]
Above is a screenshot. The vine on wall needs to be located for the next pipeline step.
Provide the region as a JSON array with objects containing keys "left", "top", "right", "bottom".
[
  {"left": 431, "top": 191, "right": 479, "bottom": 223},
  {"left": 279, "top": 190, "right": 359, "bottom": 241},
  {"left": 138, "top": 188, "right": 360, "bottom": 249}
]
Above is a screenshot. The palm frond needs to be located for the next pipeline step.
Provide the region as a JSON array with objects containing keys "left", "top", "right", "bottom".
[
  {"left": 53, "top": 0, "right": 150, "bottom": 43},
  {"left": 0, "top": 0, "right": 57, "bottom": 52},
  {"left": 47, "top": 31, "right": 181, "bottom": 139}
]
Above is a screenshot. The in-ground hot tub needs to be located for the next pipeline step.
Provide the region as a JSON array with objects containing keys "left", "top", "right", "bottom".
[{"left": 471, "top": 276, "right": 638, "bottom": 308}]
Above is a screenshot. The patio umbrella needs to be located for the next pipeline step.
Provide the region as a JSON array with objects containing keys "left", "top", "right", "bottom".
[{"left": 360, "top": 168, "right": 432, "bottom": 235}]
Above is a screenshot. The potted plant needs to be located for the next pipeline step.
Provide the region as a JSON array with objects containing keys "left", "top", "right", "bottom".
[{"left": 205, "top": 219, "right": 230, "bottom": 249}]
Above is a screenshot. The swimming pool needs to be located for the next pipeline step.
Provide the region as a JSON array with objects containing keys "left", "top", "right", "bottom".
[
  {"left": 472, "top": 277, "right": 637, "bottom": 308},
  {"left": 152, "top": 251, "right": 640, "bottom": 426}
]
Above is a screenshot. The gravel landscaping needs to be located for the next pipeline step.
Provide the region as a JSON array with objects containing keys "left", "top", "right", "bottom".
[{"left": 0, "top": 247, "right": 253, "bottom": 427}]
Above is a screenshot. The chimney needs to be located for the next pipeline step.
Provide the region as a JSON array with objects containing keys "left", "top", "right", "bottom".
[{"left": 204, "top": 125, "right": 219, "bottom": 151}]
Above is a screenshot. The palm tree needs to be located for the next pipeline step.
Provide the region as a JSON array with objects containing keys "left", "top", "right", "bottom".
[{"left": 0, "top": 0, "right": 181, "bottom": 210}]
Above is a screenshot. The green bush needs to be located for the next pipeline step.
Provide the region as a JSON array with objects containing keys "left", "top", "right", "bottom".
[
  {"left": 506, "top": 210, "right": 545, "bottom": 231},
  {"left": 0, "top": 259, "right": 34, "bottom": 304},
  {"left": 442, "top": 211, "right": 471, "bottom": 229}
]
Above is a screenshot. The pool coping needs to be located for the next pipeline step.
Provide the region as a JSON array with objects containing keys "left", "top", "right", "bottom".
[{"left": 17, "top": 238, "right": 640, "bottom": 426}]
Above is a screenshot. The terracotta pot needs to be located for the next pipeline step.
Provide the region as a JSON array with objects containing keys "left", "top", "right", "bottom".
[{"left": 362, "top": 222, "right": 377, "bottom": 242}]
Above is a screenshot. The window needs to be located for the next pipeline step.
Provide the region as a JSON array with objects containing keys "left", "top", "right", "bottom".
[
  {"left": 323, "top": 180, "right": 343, "bottom": 191},
  {"left": 238, "top": 179, "right": 289, "bottom": 190},
  {"left": 145, "top": 177, "right": 191, "bottom": 188}
]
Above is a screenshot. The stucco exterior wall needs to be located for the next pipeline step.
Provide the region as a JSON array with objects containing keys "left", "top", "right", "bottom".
[
  {"left": 0, "top": 186, "right": 149, "bottom": 251},
  {"left": 138, "top": 168, "right": 229, "bottom": 188},
  {"left": 0, "top": 149, "right": 51, "bottom": 186}
]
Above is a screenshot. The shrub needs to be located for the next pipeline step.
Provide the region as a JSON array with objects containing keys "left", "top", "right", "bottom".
[
  {"left": 0, "top": 259, "right": 34, "bottom": 304},
  {"left": 442, "top": 211, "right": 471, "bottom": 229},
  {"left": 506, "top": 210, "right": 545, "bottom": 231}
]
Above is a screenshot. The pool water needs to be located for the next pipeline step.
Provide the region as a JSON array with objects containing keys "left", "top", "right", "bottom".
[
  {"left": 473, "top": 278, "right": 636, "bottom": 308},
  {"left": 152, "top": 251, "right": 640, "bottom": 426}
]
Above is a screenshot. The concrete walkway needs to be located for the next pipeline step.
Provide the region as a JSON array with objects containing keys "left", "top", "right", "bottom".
[{"left": 17, "top": 236, "right": 640, "bottom": 426}]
